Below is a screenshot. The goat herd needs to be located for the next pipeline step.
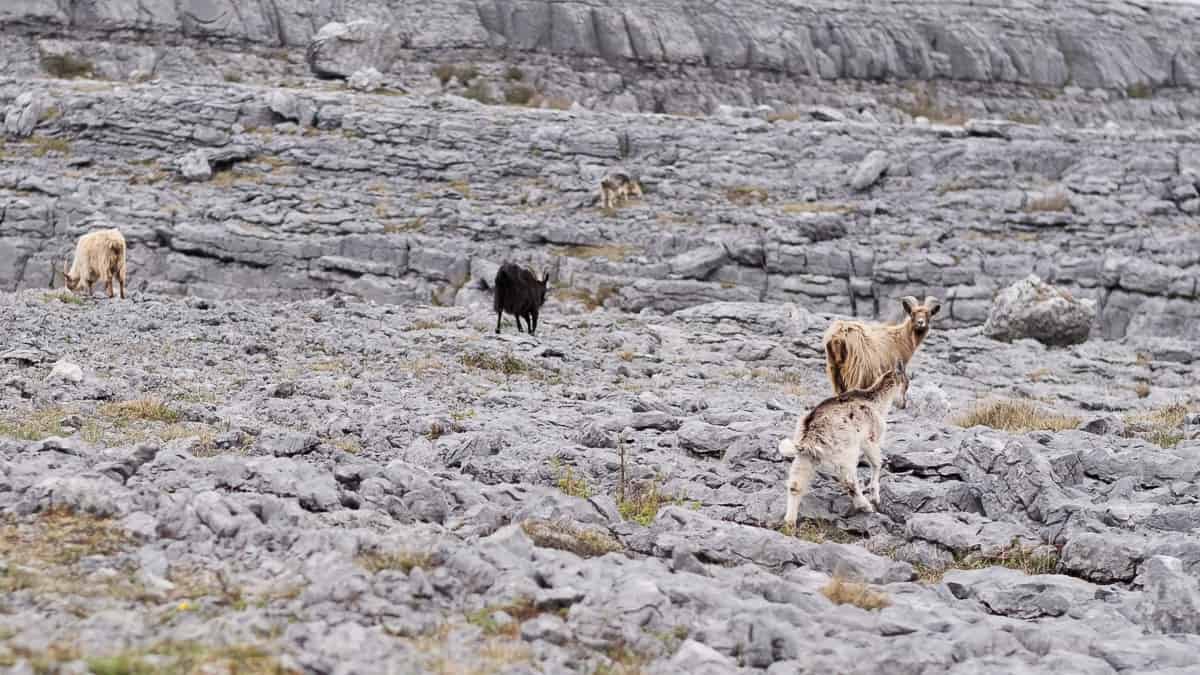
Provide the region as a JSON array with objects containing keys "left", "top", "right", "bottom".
[{"left": 48, "top": 172, "right": 941, "bottom": 528}]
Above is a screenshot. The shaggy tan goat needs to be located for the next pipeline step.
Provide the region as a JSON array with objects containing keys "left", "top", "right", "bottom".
[
  {"left": 779, "top": 361, "right": 909, "bottom": 526},
  {"left": 822, "top": 295, "right": 940, "bottom": 395},
  {"left": 54, "top": 228, "right": 127, "bottom": 299}
]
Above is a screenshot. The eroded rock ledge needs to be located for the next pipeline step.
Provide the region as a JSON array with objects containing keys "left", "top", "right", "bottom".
[{"left": 2, "top": 80, "right": 1199, "bottom": 338}]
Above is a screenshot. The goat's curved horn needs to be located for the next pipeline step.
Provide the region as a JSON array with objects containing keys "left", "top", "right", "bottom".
[{"left": 900, "top": 295, "right": 918, "bottom": 315}]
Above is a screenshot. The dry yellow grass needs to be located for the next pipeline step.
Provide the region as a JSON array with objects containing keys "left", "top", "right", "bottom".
[
  {"left": 725, "top": 186, "right": 769, "bottom": 205},
  {"left": 0, "top": 508, "right": 145, "bottom": 599},
  {"left": 953, "top": 399, "right": 1080, "bottom": 432},
  {"left": 78, "top": 642, "right": 296, "bottom": 675},
  {"left": 0, "top": 406, "right": 68, "bottom": 441},
  {"left": 100, "top": 398, "right": 180, "bottom": 424},
  {"left": 555, "top": 284, "right": 621, "bottom": 310},
  {"left": 914, "top": 541, "right": 1060, "bottom": 584},
  {"left": 820, "top": 575, "right": 891, "bottom": 610},
  {"left": 356, "top": 550, "right": 437, "bottom": 574},
  {"left": 781, "top": 519, "right": 862, "bottom": 545},
  {"left": 617, "top": 481, "right": 695, "bottom": 526},
  {"left": 1125, "top": 402, "right": 1191, "bottom": 448},
  {"left": 521, "top": 519, "right": 624, "bottom": 558},
  {"left": 407, "top": 623, "right": 532, "bottom": 675}
]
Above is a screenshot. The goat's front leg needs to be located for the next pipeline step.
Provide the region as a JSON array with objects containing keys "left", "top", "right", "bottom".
[{"left": 105, "top": 278, "right": 114, "bottom": 298}]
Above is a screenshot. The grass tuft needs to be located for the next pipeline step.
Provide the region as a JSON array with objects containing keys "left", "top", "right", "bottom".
[
  {"left": 42, "top": 290, "right": 84, "bottom": 305},
  {"left": 0, "top": 406, "right": 68, "bottom": 441},
  {"left": 953, "top": 399, "right": 1080, "bottom": 433},
  {"left": 40, "top": 53, "right": 95, "bottom": 79},
  {"left": 820, "top": 575, "right": 891, "bottom": 610},
  {"left": 29, "top": 135, "right": 71, "bottom": 157},
  {"left": 551, "top": 461, "right": 592, "bottom": 498},
  {"left": 781, "top": 519, "right": 862, "bottom": 545},
  {"left": 356, "top": 550, "right": 437, "bottom": 574},
  {"left": 459, "top": 352, "right": 531, "bottom": 377},
  {"left": 618, "top": 481, "right": 695, "bottom": 526},
  {"left": 0, "top": 507, "right": 133, "bottom": 567},
  {"left": 505, "top": 84, "right": 537, "bottom": 105},
  {"left": 1125, "top": 402, "right": 1191, "bottom": 448},
  {"left": 521, "top": 519, "right": 624, "bottom": 558},
  {"left": 100, "top": 398, "right": 180, "bottom": 425},
  {"left": 725, "top": 186, "right": 769, "bottom": 206},
  {"left": 555, "top": 285, "right": 621, "bottom": 311},
  {"left": 466, "top": 597, "right": 549, "bottom": 638}
]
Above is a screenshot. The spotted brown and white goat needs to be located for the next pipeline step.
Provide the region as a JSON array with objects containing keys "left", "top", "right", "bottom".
[
  {"left": 779, "top": 361, "right": 909, "bottom": 527},
  {"left": 598, "top": 172, "right": 642, "bottom": 210}
]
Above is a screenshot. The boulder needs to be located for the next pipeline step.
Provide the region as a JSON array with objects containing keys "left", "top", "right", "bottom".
[
  {"left": 983, "top": 275, "right": 1096, "bottom": 346},
  {"left": 3, "top": 92, "right": 48, "bottom": 138},
  {"left": 850, "top": 150, "right": 889, "bottom": 191},
  {"left": 1139, "top": 555, "right": 1200, "bottom": 635},
  {"left": 177, "top": 149, "right": 212, "bottom": 182},
  {"left": 348, "top": 67, "right": 384, "bottom": 92},
  {"left": 47, "top": 359, "right": 83, "bottom": 384},
  {"left": 307, "top": 20, "right": 402, "bottom": 80}
]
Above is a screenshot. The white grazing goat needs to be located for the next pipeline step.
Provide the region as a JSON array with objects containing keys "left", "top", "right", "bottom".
[
  {"left": 55, "top": 228, "right": 128, "bottom": 299},
  {"left": 822, "top": 295, "right": 939, "bottom": 395},
  {"left": 779, "top": 361, "right": 909, "bottom": 527}
]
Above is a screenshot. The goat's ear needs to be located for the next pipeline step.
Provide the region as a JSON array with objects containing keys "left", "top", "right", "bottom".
[
  {"left": 900, "top": 296, "right": 918, "bottom": 316},
  {"left": 925, "top": 296, "right": 942, "bottom": 316}
]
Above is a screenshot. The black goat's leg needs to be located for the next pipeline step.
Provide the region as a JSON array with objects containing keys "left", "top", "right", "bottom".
[{"left": 496, "top": 310, "right": 502, "bottom": 334}]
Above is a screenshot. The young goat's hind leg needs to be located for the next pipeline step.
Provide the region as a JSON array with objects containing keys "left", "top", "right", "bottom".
[
  {"left": 836, "top": 452, "right": 874, "bottom": 513},
  {"left": 784, "top": 454, "right": 816, "bottom": 529},
  {"left": 496, "top": 310, "right": 503, "bottom": 334}
]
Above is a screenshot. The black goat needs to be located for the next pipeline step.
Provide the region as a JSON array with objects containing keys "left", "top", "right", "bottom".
[{"left": 493, "top": 263, "right": 550, "bottom": 335}]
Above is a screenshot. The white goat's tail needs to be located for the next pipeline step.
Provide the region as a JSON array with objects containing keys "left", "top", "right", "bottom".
[{"left": 779, "top": 438, "right": 799, "bottom": 459}]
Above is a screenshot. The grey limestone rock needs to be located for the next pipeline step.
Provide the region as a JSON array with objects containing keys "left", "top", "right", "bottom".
[
  {"left": 307, "top": 20, "right": 403, "bottom": 80},
  {"left": 984, "top": 275, "right": 1097, "bottom": 347}
]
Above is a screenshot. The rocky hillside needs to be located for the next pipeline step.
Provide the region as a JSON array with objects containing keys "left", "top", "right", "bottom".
[
  {"left": 2, "top": 77, "right": 1199, "bottom": 337},
  {"left": 1, "top": 290, "right": 1198, "bottom": 673},
  {"left": 3, "top": 0, "right": 1200, "bottom": 124}
]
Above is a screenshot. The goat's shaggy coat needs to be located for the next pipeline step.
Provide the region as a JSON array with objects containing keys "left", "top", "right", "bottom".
[
  {"left": 599, "top": 172, "right": 642, "bottom": 210},
  {"left": 493, "top": 263, "right": 550, "bottom": 335},
  {"left": 779, "top": 362, "right": 910, "bottom": 527},
  {"left": 822, "top": 295, "right": 940, "bottom": 395},
  {"left": 57, "top": 228, "right": 127, "bottom": 299}
]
